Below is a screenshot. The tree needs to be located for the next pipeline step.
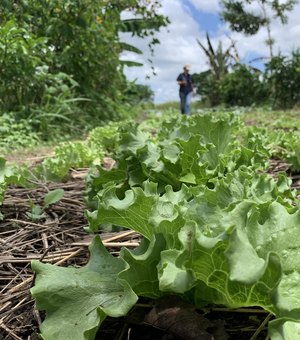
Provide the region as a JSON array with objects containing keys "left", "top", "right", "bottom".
[
  {"left": 264, "top": 50, "right": 300, "bottom": 109},
  {"left": 220, "top": 64, "right": 267, "bottom": 106},
  {"left": 126, "top": 83, "right": 154, "bottom": 104},
  {"left": 193, "top": 32, "right": 239, "bottom": 105},
  {"left": 0, "top": 1, "right": 168, "bottom": 125},
  {"left": 220, "top": 0, "right": 298, "bottom": 58},
  {"left": 197, "top": 33, "right": 238, "bottom": 81}
]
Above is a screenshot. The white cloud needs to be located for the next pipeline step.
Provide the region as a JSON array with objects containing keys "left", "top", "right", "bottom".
[
  {"left": 121, "top": 0, "right": 206, "bottom": 103},
  {"left": 189, "top": 0, "right": 220, "bottom": 13},
  {"left": 122, "top": 0, "right": 300, "bottom": 103}
]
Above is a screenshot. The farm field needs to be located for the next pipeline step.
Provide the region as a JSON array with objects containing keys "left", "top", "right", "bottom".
[{"left": 1, "top": 108, "right": 300, "bottom": 340}]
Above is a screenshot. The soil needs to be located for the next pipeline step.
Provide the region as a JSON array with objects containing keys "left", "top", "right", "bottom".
[
  {"left": 2, "top": 146, "right": 54, "bottom": 166},
  {"left": 0, "top": 159, "right": 298, "bottom": 340}
]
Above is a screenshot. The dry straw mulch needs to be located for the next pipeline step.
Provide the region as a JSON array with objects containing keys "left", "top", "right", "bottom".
[{"left": 0, "top": 170, "right": 139, "bottom": 340}]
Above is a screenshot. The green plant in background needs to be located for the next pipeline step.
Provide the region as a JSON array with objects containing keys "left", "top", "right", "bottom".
[
  {"left": 193, "top": 70, "right": 221, "bottom": 106},
  {"left": 220, "top": 64, "right": 267, "bottom": 106},
  {"left": 194, "top": 32, "right": 239, "bottom": 106},
  {"left": 28, "top": 69, "right": 88, "bottom": 140},
  {"left": 125, "top": 83, "right": 155, "bottom": 105},
  {"left": 0, "top": 19, "right": 89, "bottom": 141},
  {"left": 0, "top": 158, "right": 12, "bottom": 205},
  {"left": 268, "top": 130, "right": 300, "bottom": 171},
  {"left": 0, "top": 113, "right": 40, "bottom": 150},
  {"left": 0, "top": 157, "right": 32, "bottom": 219},
  {"left": 241, "top": 124, "right": 300, "bottom": 172},
  {"left": 39, "top": 142, "right": 99, "bottom": 181},
  {"left": 0, "top": 0, "right": 168, "bottom": 129},
  {"left": 265, "top": 50, "right": 300, "bottom": 109},
  {"left": 87, "top": 123, "right": 120, "bottom": 154},
  {"left": 36, "top": 123, "right": 121, "bottom": 181},
  {"left": 0, "top": 21, "right": 50, "bottom": 112}
]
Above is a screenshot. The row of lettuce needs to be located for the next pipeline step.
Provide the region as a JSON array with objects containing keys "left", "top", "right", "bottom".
[{"left": 1, "top": 112, "right": 300, "bottom": 339}]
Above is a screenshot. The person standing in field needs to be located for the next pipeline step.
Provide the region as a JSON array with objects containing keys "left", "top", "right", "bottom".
[{"left": 177, "top": 65, "right": 194, "bottom": 114}]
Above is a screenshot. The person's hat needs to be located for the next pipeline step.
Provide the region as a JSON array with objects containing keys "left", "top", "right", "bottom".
[{"left": 184, "top": 64, "right": 191, "bottom": 70}]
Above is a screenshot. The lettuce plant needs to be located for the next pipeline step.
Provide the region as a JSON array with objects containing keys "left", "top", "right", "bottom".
[{"left": 31, "top": 113, "right": 300, "bottom": 339}]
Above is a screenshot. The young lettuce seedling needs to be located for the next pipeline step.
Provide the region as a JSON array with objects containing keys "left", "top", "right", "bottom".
[{"left": 26, "top": 189, "right": 64, "bottom": 221}]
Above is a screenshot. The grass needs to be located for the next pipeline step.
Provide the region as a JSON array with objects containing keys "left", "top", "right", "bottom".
[
  {"left": 3, "top": 106, "right": 300, "bottom": 167},
  {"left": 154, "top": 99, "right": 207, "bottom": 112},
  {"left": 2, "top": 145, "right": 55, "bottom": 165}
]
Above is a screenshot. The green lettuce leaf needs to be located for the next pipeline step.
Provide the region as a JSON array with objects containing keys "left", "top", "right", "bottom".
[
  {"left": 269, "top": 318, "right": 300, "bottom": 340},
  {"left": 119, "top": 234, "right": 165, "bottom": 298},
  {"left": 31, "top": 236, "right": 137, "bottom": 340},
  {"left": 177, "top": 221, "right": 282, "bottom": 311}
]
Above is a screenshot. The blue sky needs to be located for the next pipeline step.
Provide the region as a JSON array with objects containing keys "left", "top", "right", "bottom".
[
  {"left": 121, "top": 0, "right": 300, "bottom": 103},
  {"left": 184, "top": 1, "right": 220, "bottom": 35}
]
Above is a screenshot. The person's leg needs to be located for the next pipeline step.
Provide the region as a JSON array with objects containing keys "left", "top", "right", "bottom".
[
  {"left": 184, "top": 92, "right": 192, "bottom": 114},
  {"left": 179, "top": 92, "right": 186, "bottom": 114}
]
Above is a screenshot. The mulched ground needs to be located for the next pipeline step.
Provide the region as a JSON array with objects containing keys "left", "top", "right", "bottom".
[{"left": 0, "top": 160, "right": 299, "bottom": 340}]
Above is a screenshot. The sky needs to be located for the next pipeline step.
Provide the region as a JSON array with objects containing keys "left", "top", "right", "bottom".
[{"left": 121, "top": 0, "right": 300, "bottom": 103}]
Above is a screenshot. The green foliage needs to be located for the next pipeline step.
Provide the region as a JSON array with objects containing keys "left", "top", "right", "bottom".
[
  {"left": 30, "top": 113, "right": 300, "bottom": 340},
  {"left": 221, "top": 0, "right": 268, "bottom": 35},
  {"left": 28, "top": 70, "right": 88, "bottom": 140},
  {"left": 126, "top": 83, "right": 154, "bottom": 105},
  {"left": 263, "top": 128, "right": 300, "bottom": 171},
  {"left": 197, "top": 32, "right": 237, "bottom": 81},
  {"left": 2, "top": 110, "right": 300, "bottom": 338},
  {"left": 39, "top": 142, "right": 101, "bottom": 180},
  {"left": 194, "top": 33, "right": 273, "bottom": 108},
  {"left": 26, "top": 189, "right": 64, "bottom": 221},
  {"left": 85, "top": 114, "right": 249, "bottom": 207},
  {"left": 194, "top": 32, "right": 238, "bottom": 106},
  {"left": 87, "top": 123, "right": 120, "bottom": 153},
  {"left": 0, "top": 157, "right": 32, "bottom": 217},
  {"left": 0, "top": 0, "right": 168, "bottom": 137},
  {"left": 193, "top": 70, "right": 222, "bottom": 106},
  {"left": 0, "top": 19, "right": 86, "bottom": 138},
  {"left": 0, "top": 20, "right": 50, "bottom": 111},
  {"left": 195, "top": 48, "right": 300, "bottom": 109},
  {"left": 44, "top": 189, "right": 65, "bottom": 207},
  {"left": 37, "top": 124, "right": 121, "bottom": 180},
  {"left": 0, "top": 113, "right": 39, "bottom": 150},
  {"left": 31, "top": 236, "right": 137, "bottom": 340},
  {"left": 0, "top": 18, "right": 89, "bottom": 140},
  {"left": 220, "top": 64, "right": 267, "bottom": 106},
  {"left": 220, "top": 0, "right": 298, "bottom": 56},
  {"left": 265, "top": 51, "right": 300, "bottom": 109}
]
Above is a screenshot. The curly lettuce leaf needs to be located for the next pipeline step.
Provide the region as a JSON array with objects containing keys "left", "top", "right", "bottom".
[{"left": 31, "top": 236, "right": 137, "bottom": 340}]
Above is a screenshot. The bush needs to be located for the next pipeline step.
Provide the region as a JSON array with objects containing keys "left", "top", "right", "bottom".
[
  {"left": 264, "top": 50, "right": 300, "bottom": 109},
  {"left": 0, "top": 1, "right": 168, "bottom": 128},
  {"left": 193, "top": 70, "right": 222, "bottom": 106},
  {"left": 0, "top": 21, "right": 50, "bottom": 112},
  {"left": 0, "top": 113, "right": 39, "bottom": 150},
  {"left": 220, "top": 64, "right": 267, "bottom": 106}
]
